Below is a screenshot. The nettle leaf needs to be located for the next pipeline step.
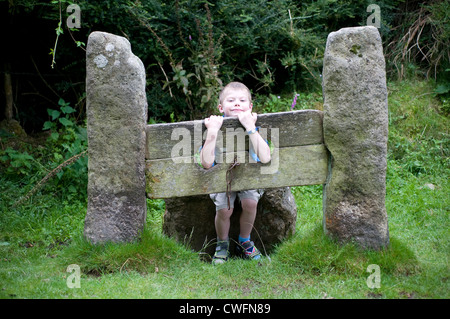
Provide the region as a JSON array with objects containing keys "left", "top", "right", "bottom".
[
  {"left": 59, "top": 118, "right": 73, "bottom": 127},
  {"left": 58, "top": 98, "right": 68, "bottom": 106},
  {"left": 43, "top": 121, "right": 54, "bottom": 130},
  {"left": 47, "top": 109, "right": 61, "bottom": 120},
  {"left": 51, "top": 132, "right": 59, "bottom": 141},
  {"left": 61, "top": 105, "right": 76, "bottom": 114},
  {"left": 435, "top": 84, "right": 449, "bottom": 95}
]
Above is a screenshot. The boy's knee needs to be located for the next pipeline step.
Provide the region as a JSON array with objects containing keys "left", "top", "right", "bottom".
[
  {"left": 216, "top": 208, "right": 233, "bottom": 219},
  {"left": 241, "top": 198, "right": 258, "bottom": 212}
]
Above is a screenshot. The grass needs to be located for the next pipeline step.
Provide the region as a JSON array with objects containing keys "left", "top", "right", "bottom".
[{"left": 0, "top": 79, "right": 449, "bottom": 299}]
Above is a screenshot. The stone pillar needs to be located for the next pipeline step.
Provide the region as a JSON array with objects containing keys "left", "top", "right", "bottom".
[
  {"left": 322, "top": 26, "right": 389, "bottom": 249},
  {"left": 84, "top": 32, "right": 148, "bottom": 243}
]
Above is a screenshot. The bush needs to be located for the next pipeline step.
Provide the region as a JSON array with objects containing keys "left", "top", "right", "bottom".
[
  {"left": 0, "top": 98, "right": 88, "bottom": 203},
  {"left": 7, "top": 0, "right": 448, "bottom": 126},
  {"left": 77, "top": 0, "right": 390, "bottom": 121},
  {"left": 384, "top": 0, "right": 450, "bottom": 82}
]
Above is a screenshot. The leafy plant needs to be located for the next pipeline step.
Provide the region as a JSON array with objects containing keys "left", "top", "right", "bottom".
[
  {"left": 42, "top": 98, "right": 88, "bottom": 198},
  {"left": 0, "top": 147, "right": 36, "bottom": 176},
  {"left": 254, "top": 91, "right": 323, "bottom": 114},
  {"left": 44, "top": 98, "right": 76, "bottom": 134},
  {"left": 256, "top": 94, "right": 290, "bottom": 113}
]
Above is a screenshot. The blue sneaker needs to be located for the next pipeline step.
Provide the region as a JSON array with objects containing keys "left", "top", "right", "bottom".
[{"left": 236, "top": 240, "right": 261, "bottom": 260}]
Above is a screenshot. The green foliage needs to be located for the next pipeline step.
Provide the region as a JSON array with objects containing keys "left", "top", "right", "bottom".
[
  {"left": 384, "top": 0, "right": 450, "bottom": 82},
  {"left": 40, "top": 98, "right": 88, "bottom": 198},
  {"left": 253, "top": 91, "right": 323, "bottom": 114},
  {"left": 0, "top": 98, "right": 87, "bottom": 202},
  {"left": 43, "top": 98, "right": 76, "bottom": 134},
  {"left": 7, "top": 0, "right": 449, "bottom": 126},
  {"left": 0, "top": 148, "right": 35, "bottom": 176},
  {"left": 92, "top": 0, "right": 390, "bottom": 120},
  {"left": 387, "top": 80, "right": 449, "bottom": 176}
]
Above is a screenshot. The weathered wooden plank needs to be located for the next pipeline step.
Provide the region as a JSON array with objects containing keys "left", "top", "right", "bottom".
[
  {"left": 146, "top": 144, "right": 328, "bottom": 198},
  {"left": 145, "top": 109, "right": 323, "bottom": 160}
]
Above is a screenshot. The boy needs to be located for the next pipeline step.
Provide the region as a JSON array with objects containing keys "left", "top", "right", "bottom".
[{"left": 198, "top": 82, "right": 271, "bottom": 264}]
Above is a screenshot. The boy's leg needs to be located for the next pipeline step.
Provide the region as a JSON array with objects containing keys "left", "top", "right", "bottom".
[
  {"left": 239, "top": 198, "right": 258, "bottom": 239},
  {"left": 210, "top": 192, "right": 236, "bottom": 264},
  {"left": 238, "top": 189, "right": 264, "bottom": 238},
  {"left": 236, "top": 190, "right": 264, "bottom": 260},
  {"left": 213, "top": 207, "right": 233, "bottom": 264},
  {"left": 215, "top": 207, "right": 233, "bottom": 241},
  {"left": 210, "top": 192, "right": 237, "bottom": 241}
]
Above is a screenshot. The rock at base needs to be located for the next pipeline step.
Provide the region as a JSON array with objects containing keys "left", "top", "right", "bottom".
[{"left": 163, "top": 187, "right": 297, "bottom": 258}]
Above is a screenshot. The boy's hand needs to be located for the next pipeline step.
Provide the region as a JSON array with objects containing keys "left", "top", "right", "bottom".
[
  {"left": 238, "top": 110, "right": 257, "bottom": 131},
  {"left": 204, "top": 115, "right": 223, "bottom": 131}
]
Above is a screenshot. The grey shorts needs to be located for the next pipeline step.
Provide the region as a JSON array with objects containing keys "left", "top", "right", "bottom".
[{"left": 209, "top": 189, "right": 264, "bottom": 211}]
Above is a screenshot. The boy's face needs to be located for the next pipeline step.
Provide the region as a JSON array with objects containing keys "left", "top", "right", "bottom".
[{"left": 218, "top": 88, "right": 252, "bottom": 118}]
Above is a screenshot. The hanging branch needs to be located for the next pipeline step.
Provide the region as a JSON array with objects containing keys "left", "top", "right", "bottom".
[{"left": 50, "top": 0, "right": 63, "bottom": 69}]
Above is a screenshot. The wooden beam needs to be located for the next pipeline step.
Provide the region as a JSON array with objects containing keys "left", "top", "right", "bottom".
[
  {"left": 145, "top": 110, "right": 323, "bottom": 160},
  {"left": 146, "top": 144, "right": 328, "bottom": 199}
]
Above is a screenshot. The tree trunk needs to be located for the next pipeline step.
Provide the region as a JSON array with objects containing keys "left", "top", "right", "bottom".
[{"left": 4, "top": 63, "right": 13, "bottom": 121}]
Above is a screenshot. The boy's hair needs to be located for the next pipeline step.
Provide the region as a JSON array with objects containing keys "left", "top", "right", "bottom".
[{"left": 218, "top": 82, "right": 252, "bottom": 105}]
